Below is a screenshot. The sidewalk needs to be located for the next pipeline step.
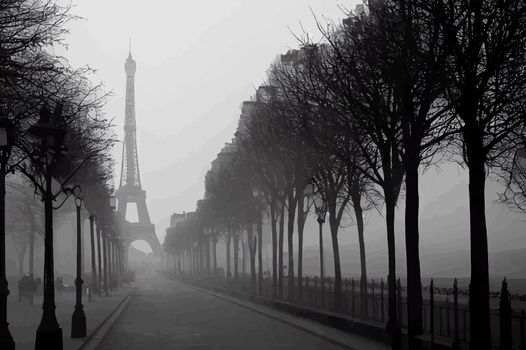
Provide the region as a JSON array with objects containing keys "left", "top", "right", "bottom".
[
  {"left": 187, "top": 281, "right": 390, "bottom": 350},
  {"left": 8, "top": 284, "right": 134, "bottom": 350}
]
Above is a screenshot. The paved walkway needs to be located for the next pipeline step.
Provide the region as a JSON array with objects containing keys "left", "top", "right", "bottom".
[
  {"left": 97, "top": 274, "right": 388, "bottom": 350},
  {"left": 8, "top": 282, "right": 133, "bottom": 350}
]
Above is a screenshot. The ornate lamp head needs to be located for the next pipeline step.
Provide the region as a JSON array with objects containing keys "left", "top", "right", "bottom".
[
  {"left": 0, "top": 111, "right": 14, "bottom": 165},
  {"left": 28, "top": 103, "right": 67, "bottom": 166}
]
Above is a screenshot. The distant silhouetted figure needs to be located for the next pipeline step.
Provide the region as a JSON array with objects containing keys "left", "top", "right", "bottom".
[{"left": 18, "top": 274, "right": 40, "bottom": 304}]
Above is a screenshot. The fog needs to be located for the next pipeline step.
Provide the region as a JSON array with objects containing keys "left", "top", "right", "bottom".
[
  {"left": 55, "top": 0, "right": 354, "bottom": 251},
  {"left": 4, "top": 1, "right": 526, "bottom": 349},
  {"left": 56, "top": 0, "right": 522, "bottom": 251}
]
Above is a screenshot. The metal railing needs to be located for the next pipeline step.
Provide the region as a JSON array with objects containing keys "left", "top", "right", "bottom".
[{"left": 183, "top": 272, "right": 526, "bottom": 349}]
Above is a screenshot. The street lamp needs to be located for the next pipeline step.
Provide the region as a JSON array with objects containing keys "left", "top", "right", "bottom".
[
  {"left": 113, "top": 237, "right": 121, "bottom": 287},
  {"left": 0, "top": 112, "right": 15, "bottom": 350},
  {"left": 312, "top": 185, "right": 327, "bottom": 306},
  {"left": 109, "top": 198, "right": 118, "bottom": 289},
  {"left": 29, "top": 104, "right": 67, "bottom": 350},
  {"left": 102, "top": 224, "right": 109, "bottom": 296},
  {"left": 64, "top": 185, "right": 86, "bottom": 338}
]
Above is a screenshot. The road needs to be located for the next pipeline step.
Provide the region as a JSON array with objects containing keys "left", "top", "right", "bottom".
[{"left": 97, "top": 274, "right": 353, "bottom": 350}]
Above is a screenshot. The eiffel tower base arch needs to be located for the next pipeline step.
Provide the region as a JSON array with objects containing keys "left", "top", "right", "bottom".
[{"left": 116, "top": 189, "right": 161, "bottom": 264}]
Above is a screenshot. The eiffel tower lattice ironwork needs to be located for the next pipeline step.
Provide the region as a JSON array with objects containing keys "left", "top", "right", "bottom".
[{"left": 115, "top": 47, "right": 161, "bottom": 257}]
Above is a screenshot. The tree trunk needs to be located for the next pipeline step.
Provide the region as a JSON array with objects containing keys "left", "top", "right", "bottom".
[
  {"left": 27, "top": 202, "right": 36, "bottom": 280},
  {"left": 196, "top": 242, "right": 201, "bottom": 274},
  {"left": 405, "top": 154, "right": 423, "bottom": 346},
  {"left": 177, "top": 254, "right": 180, "bottom": 274},
  {"left": 206, "top": 238, "right": 211, "bottom": 276},
  {"left": 467, "top": 140, "right": 491, "bottom": 350},
  {"left": 278, "top": 201, "right": 285, "bottom": 298},
  {"left": 329, "top": 209, "right": 342, "bottom": 311},
  {"left": 89, "top": 216, "right": 96, "bottom": 295},
  {"left": 242, "top": 240, "right": 246, "bottom": 274},
  {"left": 189, "top": 249, "right": 193, "bottom": 275},
  {"left": 212, "top": 236, "right": 217, "bottom": 275},
  {"left": 102, "top": 233, "right": 108, "bottom": 296},
  {"left": 107, "top": 239, "right": 112, "bottom": 291},
  {"left": 247, "top": 225, "right": 257, "bottom": 294},
  {"left": 385, "top": 188, "right": 400, "bottom": 347},
  {"left": 296, "top": 190, "right": 306, "bottom": 303},
  {"left": 29, "top": 227, "right": 35, "bottom": 278},
  {"left": 96, "top": 225, "right": 102, "bottom": 297},
  {"left": 226, "top": 231, "right": 231, "bottom": 278},
  {"left": 287, "top": 191, "right": 297, "bottom": 302},
  {"left": 257, "top": 204, "right": 263, "bottom": 295},
  {"left": 233, "top": 231, "right": 239, "bottom": 280},
  {"left": 0, "top": 170, "right": 11, "bottom": 342},
  {"left": 195, "top": 246, "right": 199, "bottom": 274},
  {"left": 270, "top": 197, "right": 278, "bottom": 298},
  {"left": 318, "top": 220, "right": 325, "bottom": 306},
  {"left": 18, "top": 245, "right": 27, "bottom": 277},
  {"left": 351, "top": 191, "right": 368, "bottom": 319}
]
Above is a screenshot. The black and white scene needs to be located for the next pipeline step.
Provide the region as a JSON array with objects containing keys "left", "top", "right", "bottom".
[{"left": 0, "top": 0, "right": 525, "bottom": 349}]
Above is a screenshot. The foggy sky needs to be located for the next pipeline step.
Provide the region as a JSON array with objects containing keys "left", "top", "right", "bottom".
[
  {"left": 58, "top": 0, "right": 354, "bottom": 247},
  {"left": 56, "top": 1, "right": 524, "bottom": 257}
]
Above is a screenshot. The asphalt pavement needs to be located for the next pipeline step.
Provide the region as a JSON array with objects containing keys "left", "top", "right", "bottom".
[{"left": 96, "top": 273, "right": 387, "bottom": 350}]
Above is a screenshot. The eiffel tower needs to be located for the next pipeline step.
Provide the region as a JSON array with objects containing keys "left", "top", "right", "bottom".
[{"left": 115, "top": 46, "right": 161, "bottom": 257}]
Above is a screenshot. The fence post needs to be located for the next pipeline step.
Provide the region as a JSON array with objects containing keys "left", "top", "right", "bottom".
[
  {"left": 326, "top": 278, "right": 334, "bottom": 310},
  {"left": 500, "top": 278, "right": 512, "bottom": 350},
  {"left": 452, "top": 278, "right": 461, "bottom": 350},
  {"left": 446, "top": 293, "right": 451, "bottom": 338},
  {"left": 314, "top": 276, "right": 318, "bottom": 308},
  {"left": 520, "top": 310, "right": 525, "bottom": 350},
  {"left": 397, "top": 278, "right": 402, "bottom": 326},
  {"left": 371, "top": 279, "right": 376, "bottom": 321},
  {"left": 463, "top": 309, "right": 467, "bottom": 342},
  {"left": 345, "top": 279, "right": 349, "bottom": 313},
  {"left": 305, "top": 277, "right": 309, "bottom": 307},
  {"left": 351, "top": 278, "right": 356, "bottom": 317},
  {"left": 430, "top": 279, "right": 435, "bottom": 346},
  {"left": 381, "top": 278, "right": 385, "bottom": 323},
  {"left": 321, "top": 276, "right": 325, "bottom": 309}
]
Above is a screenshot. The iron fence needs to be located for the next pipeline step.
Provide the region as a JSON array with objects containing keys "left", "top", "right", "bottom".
[{"left": 215, "top": 274, "right": 526, "bottom": 349}]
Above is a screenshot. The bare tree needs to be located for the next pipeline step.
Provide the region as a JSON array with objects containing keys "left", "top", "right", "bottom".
[{"left": 431, "top": 1, "right": 526, "bottom": 347}]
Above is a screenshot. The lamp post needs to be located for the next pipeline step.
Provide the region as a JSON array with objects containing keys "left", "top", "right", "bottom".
[
  {"left": 112, "top": 238, "right": 117, "bottom": 288},
  {"left": 102, "top": 228, "right": 109, "bottom": 296},
  {"left": 312, "top": 188, "right": 327, "bottom": 307},
  {"left": 109, "top": 197, "right": 117, "bottom": 289},
  {"left": 102, "top": 197, "right": 116, "bottom": 295},
  {"left": 107, "top": 234, "right": 113, "bottom": 291},
  {"left": 65, "top": 186, "right": 86, "bottom": 338},
  {"left": 0, "top": 112, "right": 15, "bottom": 350},
  {"left": 29, "top": 104, "right": 67, "bottom": 350},
  {"left": 114, "top": 238, "right": 121, "bottom": 287},
  {"left": 96, "top": 221, "right": 102, "bottom": 297},
  {"left": 111, "top": 237, "right": 119, "bottom": 289},
  {"left": 252, "top": 187, "right": 263, "bottom": 296},
  {"left": 88, "top": 214, "right": 96, "bottom": 301}
]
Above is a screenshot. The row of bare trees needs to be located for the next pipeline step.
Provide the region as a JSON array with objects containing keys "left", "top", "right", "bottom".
[
  {"left": 1, "top": 0, "right": 118, "bottom": 348},
  {"left": 164, "top": 1, "right": 526, "bottom": 349}
]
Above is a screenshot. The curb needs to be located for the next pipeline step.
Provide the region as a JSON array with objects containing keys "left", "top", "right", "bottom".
[
  {"left": 78, "top": 288, "right": 136, "bottom": 350},
  {"left": 189, "top": 283, "right": 384, "bottom": 350}
]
